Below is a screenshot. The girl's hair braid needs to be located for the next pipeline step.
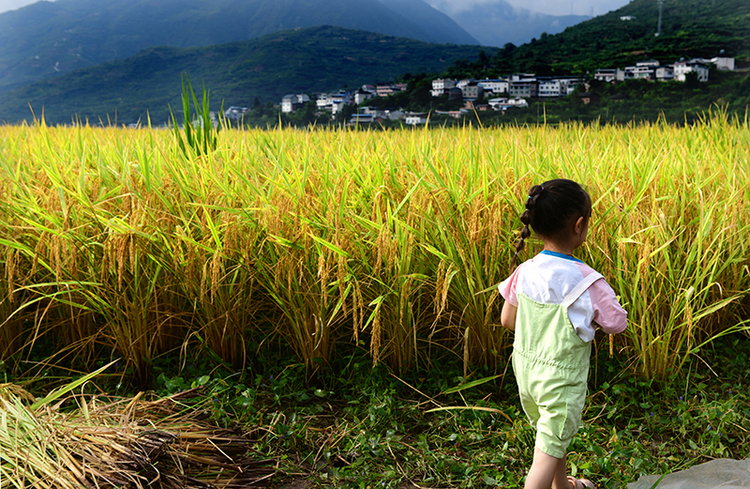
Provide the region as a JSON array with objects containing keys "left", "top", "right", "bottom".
[
  {"left": 511, "top": 184, "right": 544, "bottom": 269},
  {"left": 509, "top": 179, "right": 591, "bottom": 269}
]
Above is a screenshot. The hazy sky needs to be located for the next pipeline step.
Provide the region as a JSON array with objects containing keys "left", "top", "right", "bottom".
[
  {"left": 427, "top": 0, "right": 631, "bottom": 17},
  {"left": 0, "top": 0, "right": 40, "bottom": 14},
  {"left": 0, "top": 0, "right": 631, "bottom": 17}
]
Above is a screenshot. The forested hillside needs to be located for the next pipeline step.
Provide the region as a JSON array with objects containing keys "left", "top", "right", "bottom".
[
  {"left": 462, "top": 0, "right": 750, "bottom": 77},
  {"left": 0, "top": 26, "right": 487, "bottom": 125}
]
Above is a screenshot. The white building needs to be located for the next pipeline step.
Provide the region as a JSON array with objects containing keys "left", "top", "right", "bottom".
[
  {"left": 405, "top": 114, "right": 428, "bottom": 125},
  {"left": 349, "top": 114, "right": 375, "bottom": 125},
  {"left": 488, "top": 98, "right": 528, "bottom": 110},
  {"left": 361, "top": 106, "right": 385, "bottom": 118},
  {"left": 710, "top": 57, "right": 735, "bottom": 71},
  {"left": 354, "top": 89, "right": 375, "bottom": 105},
  {"left": 674, "top": 60, "right": 709, "bottom": 82},
  {"left": 281, "top": 94, "right": 310, "bottom": 113},
  {"left": 316, "top": 92, "right": 351, "bottom": 110},
  {"left": 456, "top": 78, "right": 477, "bottom": 90},
  {"left": 694, "top": 57, "right": 735, "bottom": 71},
  {"left": 655, "top": 65, "right": 674, "bottom": 81},
  {"left": 537, "top": 78, "right": 580, "bottom": 97},
  {"left": 331, "top": 101, "right": 350, "bottom": 116},
  {"left": 477, "top": 79, "right": 509, "bottom": 95},
  {"left": 224, "top": 106, "right": 249, "bottom": 120},
  {"left": 594, "top": 68, "right": 624, "bottom": 83},
  {"left": 630, "top": 60, "right": 660, "bottom": 80},
  {"left": 431, "top": 78, "right": 456, "bottom": 97},
  {"left": 623, "top": 60, "right": 660, "bottom": 80}
]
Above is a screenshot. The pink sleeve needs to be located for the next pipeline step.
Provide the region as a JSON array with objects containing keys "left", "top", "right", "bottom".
[
  {"left": 589, "top": 279, "right": 627, "bottom": 334},
  {"left": 498, "top": 266, "right": 521, "bottom": 307}
]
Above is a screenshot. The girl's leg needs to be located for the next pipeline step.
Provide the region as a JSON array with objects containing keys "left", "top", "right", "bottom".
[{"left": 524, "top": 447, "right": 571, "bottom": 489}]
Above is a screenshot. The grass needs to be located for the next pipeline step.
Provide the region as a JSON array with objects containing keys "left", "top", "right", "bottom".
[
  {"left": 141, "top": 332, "right": 750, "bottom": 489},
  {"left": 1, "top": 332, "right": 748, "bottom": 488}
]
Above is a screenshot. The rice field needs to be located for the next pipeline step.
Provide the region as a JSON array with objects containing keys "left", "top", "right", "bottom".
[{"left": 0, "top": 116, "right": 748, "bottom": 384}]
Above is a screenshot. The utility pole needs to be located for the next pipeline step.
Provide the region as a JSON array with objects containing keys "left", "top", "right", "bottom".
[{"left": 655, "top": 0, "right": 663, "bottom": 36}]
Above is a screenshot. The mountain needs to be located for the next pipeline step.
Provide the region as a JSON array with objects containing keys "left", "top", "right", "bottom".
[
  {"left": 0, "top": 0, "right": 478, "bottom": 92},
  {"left": 0, "top": 26, "right": 488, "bottom": 125},
  {"left": 379, "top": 0, "right": 480, "bottom": 45},
  {"left": 480, "top": 0, "right": 750, "bottom": 76},
  {"left": 435, "top": 1, "right": 590, "bottom": 47}
]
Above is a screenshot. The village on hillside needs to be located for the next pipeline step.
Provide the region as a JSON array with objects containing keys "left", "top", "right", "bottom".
[{"left": 218, "top": 56, "right": 737, "bottom": 127}]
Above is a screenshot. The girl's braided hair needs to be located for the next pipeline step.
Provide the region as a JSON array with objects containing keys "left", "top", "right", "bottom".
[{"left": 510, "top": 179, "right": 592, "bottom": 268}]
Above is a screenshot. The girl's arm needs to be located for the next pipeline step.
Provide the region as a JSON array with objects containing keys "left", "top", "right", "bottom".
[
  {"left": 589, "top": 280, "right": 627, "bottom": 334},
  {"left": 501, "top": 301, "right": 517, "bottom": 331}
]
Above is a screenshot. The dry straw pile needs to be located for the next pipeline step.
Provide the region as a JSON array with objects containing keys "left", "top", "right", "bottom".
[{"left": 0, "top": 363, "right": 274, "bottom": 488}]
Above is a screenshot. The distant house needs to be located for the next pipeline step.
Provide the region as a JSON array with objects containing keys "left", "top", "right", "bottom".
[
  {"left": 488, "top": 98, "right": 528, "bottom": 111},
  {"left": 431, "top": 78, "right": 456, "bottom": 97},
  {"left": 383, "top": 109, "right": 404, "bottom": 120},
  {"left": 316, "top": 92, "right": 352, "bottom": 110},
  {"left": 655, "top": 65, "right": 674, "bottom": 81},
  {"left": 331, "top": 101, "right": 349, "bottom": 116},
  {"left": 354, "top": 88, "right": 375, "bottom": 105},
  {"left": 620, "top": 15, "right": 636, "bottom": 20},
  {"left": 456, "top": 78, "right": 477, "bottom": 90},
  {"left": 537, "top": 77, "right": 581, "bottom": 97},
  {"left": 281, "top": 95, "right": 295, "bottom": 113},
  {"left": 361, "top": 106, "right": 385, "bottom": 118},
  {"left": 376, "top": 83, "right": 395, "bottom": 97},
  {"left": 594, "top": 68, "right": 624, "bottom": 83},
  {"left": 477, "top": 78, "right": 509, "bottom": 95},
  {"left": 435, "top": 109, "right": 467, "bottom": 118},
  {"left": 710, "top": 57, "right": 735, "bottom": 71},
  {"left": 349, "top": 114, "right": 378, "bottom": 125},
  {"left": 623, "top": 60, "right": 659, "bottom": 80},
  {"left": 224, "top": 106, "right": 249, "bottom": 120},
  {"left": 674, "top": 60, "right": 709, "bottom": 82},
  {"left": 461, "top": 82, "right": 484, "bottom": 101},
  {"left": 509, "top": 79, "right": 538, "bottom": 98},
  {"left": 361, "top": 106, "right": 402, "bottom": 120},
  {"left": 405, "top": 113, "right": 429, "bottom": 125},
  {"left": 281, "top": 94, "right": 310, "bottom": 113}
]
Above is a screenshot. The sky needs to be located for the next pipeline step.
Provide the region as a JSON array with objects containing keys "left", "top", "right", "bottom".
[
  {"left": 0, "top": 0, "right": 41, "bottom": 14},
  {"left": 427, "top": 0, "right": 631, "bottom": 17},
  {"left": 0, "top": 0, "right": 632, "bottom": 17}
]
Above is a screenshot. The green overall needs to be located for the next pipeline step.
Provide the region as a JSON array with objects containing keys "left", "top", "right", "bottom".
[{"left": 512, "top": 272, "right": 603, "bottom": 459}]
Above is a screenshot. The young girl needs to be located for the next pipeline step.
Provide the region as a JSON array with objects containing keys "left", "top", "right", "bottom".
[{"left": 498, "top": 179, "right": 627, "bottom": 489}]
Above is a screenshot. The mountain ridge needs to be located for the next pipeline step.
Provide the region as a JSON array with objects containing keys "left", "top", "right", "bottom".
[{"left": 0, "top": 0, "right": 479, "bottom": 92}]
